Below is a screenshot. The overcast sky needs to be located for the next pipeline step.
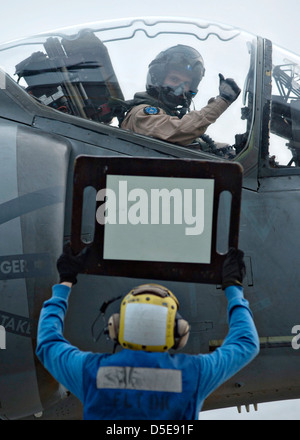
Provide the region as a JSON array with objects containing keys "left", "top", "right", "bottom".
[
  {"left": 1, "top": 0, "right": 300, "bottom": 54},
  {"left": 1, "top": 0, "right": 300, "bottom": 420}
]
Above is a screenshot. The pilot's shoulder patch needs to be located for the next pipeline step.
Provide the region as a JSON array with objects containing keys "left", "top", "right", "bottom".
[{"left": 143, "top": 106, "right": 160, "bottom": 115}]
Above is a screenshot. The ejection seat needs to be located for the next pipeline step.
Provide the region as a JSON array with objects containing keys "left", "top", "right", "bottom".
[{"left": 15, "top": 30, "right": 124, "bottom": 124}]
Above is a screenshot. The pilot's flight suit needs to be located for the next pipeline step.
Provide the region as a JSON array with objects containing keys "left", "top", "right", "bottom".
[
  {"left": 121, "top": 94, "right": 230, "bottom": 146},
  {"left": 36, "top": 283, "right": 259, "bottom": 420}
]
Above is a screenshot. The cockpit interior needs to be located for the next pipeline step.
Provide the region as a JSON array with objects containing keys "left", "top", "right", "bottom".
[{"left": 0, "top": 17, "right": 299, "bottom": 174}]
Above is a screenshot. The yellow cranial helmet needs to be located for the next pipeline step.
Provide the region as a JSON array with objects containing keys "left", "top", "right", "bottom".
[{"left": 107, "top": 284, "right": 190, "bottom": 352}]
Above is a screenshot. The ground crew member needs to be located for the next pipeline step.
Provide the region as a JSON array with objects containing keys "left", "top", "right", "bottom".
[
  {"left": 121, "top": 44, "right": 241, "bottom": 147},
  {"left": 36, "top": 246, "right": 259, "bottom": 420}
]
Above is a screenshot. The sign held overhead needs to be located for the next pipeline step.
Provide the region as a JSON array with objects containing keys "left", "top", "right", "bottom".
[{"left": 71, "top": 156, "right": 243, "bottom": 284}]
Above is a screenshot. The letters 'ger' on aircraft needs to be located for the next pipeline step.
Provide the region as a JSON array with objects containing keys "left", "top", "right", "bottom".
[{"left": 0, "top": 17, "right": 299, "bottom": 419}]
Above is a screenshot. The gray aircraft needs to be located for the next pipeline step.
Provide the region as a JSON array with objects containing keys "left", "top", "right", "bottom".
[{"left": 0, "top": 17, "right": 299, "bottom": 420}]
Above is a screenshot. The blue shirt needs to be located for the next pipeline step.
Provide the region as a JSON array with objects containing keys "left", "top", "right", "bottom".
[{"left": 36, "top": 284, "right": 259, "bottom": 420}]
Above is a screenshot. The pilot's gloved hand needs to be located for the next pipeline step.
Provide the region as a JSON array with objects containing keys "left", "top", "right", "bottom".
[
  {"left": 222, "top": 247, "right": 246, "bottom": 290},
  {"left": 218, "top": 74, "right": 241, "bottom": 103},
  {"left": 56, "top": 243, "right": 89, "bottom": 285}
]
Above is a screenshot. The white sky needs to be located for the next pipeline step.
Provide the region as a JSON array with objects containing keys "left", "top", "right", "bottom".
[
  {"left": 1, "top": 0, "right": 300, "bottom": 420},
  {"left": 1, "top": 0, "right": 299, "bottom": 54}
]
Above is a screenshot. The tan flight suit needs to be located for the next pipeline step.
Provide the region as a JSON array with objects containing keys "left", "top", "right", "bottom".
[{"left": 121, "top": 96, "right": 230, "bottom": 146}]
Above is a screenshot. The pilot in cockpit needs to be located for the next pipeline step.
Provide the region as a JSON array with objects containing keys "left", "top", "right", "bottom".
[
  {"left": 15, "top": 36, "right": 241, "bottom": 157},
  {"left": 121, "top": 44, "right": 241, "bottom": 156}
]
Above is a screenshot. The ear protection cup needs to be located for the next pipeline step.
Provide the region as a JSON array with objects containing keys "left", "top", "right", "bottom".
[
  {"left": 107, "top": 313, "right": 120, "bottom": 342},
  {"left": 174, "top": 315, "right": 190, "bottom": 350}
]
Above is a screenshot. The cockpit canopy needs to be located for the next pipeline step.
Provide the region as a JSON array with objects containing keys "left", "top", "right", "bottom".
[
  {"left": 1, "top": 17, "right": 300, "bottom": 170},
  {"left": 0, "top": 17, "right": 256, "bottom": 149}
]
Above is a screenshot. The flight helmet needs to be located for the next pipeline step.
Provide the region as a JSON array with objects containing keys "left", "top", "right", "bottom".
[
  {"left": 107, "top": 284, "right": 190, "bottom": 352},
  {"left": 146, "top": 44, "right": 205, "bottom": 109}
]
